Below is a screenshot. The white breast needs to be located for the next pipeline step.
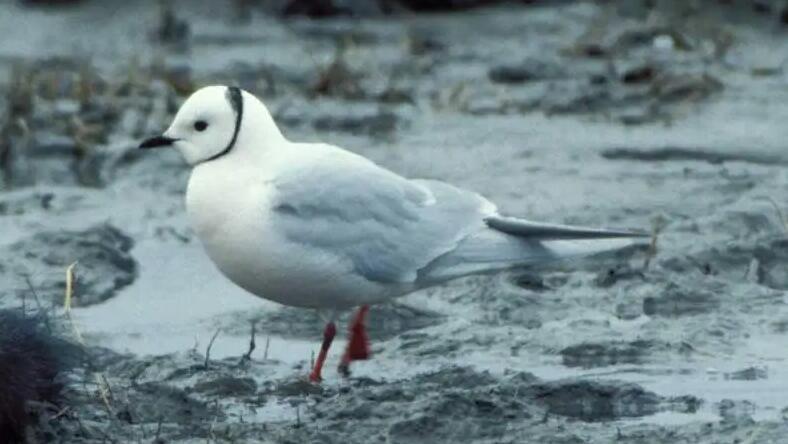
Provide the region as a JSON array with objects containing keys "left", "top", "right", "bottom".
[{"left": 185, "top": 161, "right": 394, "bottom": 309}]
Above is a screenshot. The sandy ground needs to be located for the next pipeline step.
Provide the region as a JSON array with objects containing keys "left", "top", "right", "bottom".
[{"left": 1, "top": 1, "right": 787, "bottom": 442}]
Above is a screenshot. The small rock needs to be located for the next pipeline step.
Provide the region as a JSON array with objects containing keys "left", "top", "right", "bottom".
[
  {"left": 4, "top": 224, "right": 137, "bottom": 307},
  {"left": 279, "top": 0, "right": 390, "bottom": 17},
  {"left": 312, "top": 111, "right": 398, "bottom": 136},
  {"left": 408, "top": 32, "right": 445, "bottom": 56},
  {"left": 615, "top": 302, "right": 642, "bottom": 320},
  {"left": 526, "top": 380, "right": 661, "bottom": 421},
  {"left": 396, "top": 0, "right": 511, "bottom": 12},
  {"left": 266, "top": 378, "right": 324, "bottom": 397},
  {"left": 129, "top": 382, "right": 219, "bottom": 424},
  {"left": 560, "top": 340, "right": 664, "bottom": 368},
  {"left": 310, "top": 54, "right": 364, "bottom": 99},
  {"left": 412, "top": 366, "right": 497, "bottom": 389},
  {"left": 718, "top": 399, "right": 755, "bottom": 423},
  {"left": 594, "top": 265, "right": 645, "bottom": 288},
  {"left": 193, "top": 376, "right": 258, "bottom": 397},
  {"left": 513, "top": 272, "right": 549, "bottom": 292},
  {"left": 489, "top": 57, "right": 566, "bottom": 84},
  {"left": 0, "top": 192, "right": 60, "bottom": 216},
  {"left": 643, "top": 283, "right": 719, "bottom": 317},
  {"left": 752, "top": 0, "right": 772, "bottom": 13},
  {"left": 654, "top": 73, "right": 723, "bottom": 103},
  {"left": 725, "top": 367, "right": 767, "bottom": 381},
  {"left": 621, "top": 65, "right": 656, "bottom": 84},
  {"left": 155, "top": 1, "right": 190, "bottom": 47},
  {"left": 755, "top": 239, "right": 788, "bottom": 290},
  {"left": 653, "top": 35, "right": 675, "bottom": 51}
]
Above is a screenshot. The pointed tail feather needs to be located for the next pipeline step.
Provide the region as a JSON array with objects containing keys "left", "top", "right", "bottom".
[
  {"left": 485, "top": 216, "right": 648, "bottom": 240},
  {"left": 417, "top": 217, "right": 647, "bottom": 284}
]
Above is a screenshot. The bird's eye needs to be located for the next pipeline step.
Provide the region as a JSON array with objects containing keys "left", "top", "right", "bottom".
[{"left": 194, "top": 120, "right": 208, "bottom": 132}]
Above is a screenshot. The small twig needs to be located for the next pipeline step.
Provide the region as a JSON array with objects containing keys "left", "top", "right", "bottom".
[
  {"left": 765, "top": 197, "right": 787, "bottom": 233},
  {"left": 95, "top": 373, "right": 113, "bottom": 413},
  {"left": 20, "top": 279, "right": 26, "bottom": 315},
  {"left": 26, "top": 400, "right": 59, "bottom": 414},
  {"left": 63, "top": 263, "right": 114, "bottom": 415},
  {"left": 154, "top": 416, "right": 163, "bottom": 442},
  {"left": 263, "top": 336, "right": 270, "bottom": 360},
  {"left": 51, "top": 406, "right": 71, "bottom": 420},
  {"left": 204, "top": 328, "right": 221, "bottom": 370},
  {"left": 64, "top": 261, "right": 79, "bottom": 314},
  {"left": 72, "top": 415, "right": 90, "bottom": 441},
  {"left": 239, "top": 320, "right": 256, "bottom": 364},
  {"left": 740, "top": 423, "right": 764, "bottom": 444},
  {"left": 24, "top": 275, "right": 51, "bottom": 332},
  {"left": 295, "top": 404, "right": 301, "bottom": 428},
  {"left": 139, "top": 420, "right": 149, "bottom": 440},
  {"left": 208, "top": 409, "right": 218, "bottom": 441},
  {"left": 642, "top": 216, "right": 665, "bottom": 270},
  {"left": 310, "top": 350, "right": 315, "bottom": 370},
  {"left": 63, "top": 263, "right": 85, "bottom": 344},
  {"left": 99, "top": 373, "right": 114, "bottom": 402}
]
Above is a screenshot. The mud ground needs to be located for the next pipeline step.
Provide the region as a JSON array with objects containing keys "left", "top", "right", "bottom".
[{"left": 1, "top": 0, "right": 787, "bottom": 442}]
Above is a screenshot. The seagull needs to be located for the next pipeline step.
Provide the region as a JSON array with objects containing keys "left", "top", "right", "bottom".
[{"left": 140, "top": 85, "right": 647, "bottom": 382}]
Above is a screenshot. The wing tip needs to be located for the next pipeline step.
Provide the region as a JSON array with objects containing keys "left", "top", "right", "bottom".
[{"left": 485, "top": 216, "right": 652, "bottom": 240}]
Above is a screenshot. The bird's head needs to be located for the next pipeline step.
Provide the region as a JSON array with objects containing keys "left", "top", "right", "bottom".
[{"left": 139, "top": 85, "right": 282, "bottom": 165}]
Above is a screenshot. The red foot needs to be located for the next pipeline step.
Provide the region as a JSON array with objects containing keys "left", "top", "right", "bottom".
[
  {"left": 309, "top": 321, "right": 336, "bottom": 383},
  {"left": 339, "top": 305, "right": 371, "bottom": 377},
  {"left": 346, "top": 314, "right": 370, "bottom": 360}
]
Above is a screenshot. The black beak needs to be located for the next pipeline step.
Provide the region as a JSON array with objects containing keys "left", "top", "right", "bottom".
[{"left": 139, "top": 135, "right": 177, "bottom": 149}]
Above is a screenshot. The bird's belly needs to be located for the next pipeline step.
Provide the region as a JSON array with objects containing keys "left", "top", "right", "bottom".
[
  {"left": 186, "top": 182, "right": 393, "bottom": 308},
  {"left": 201, "top": 227, "right": 392, "bottom": 308}
]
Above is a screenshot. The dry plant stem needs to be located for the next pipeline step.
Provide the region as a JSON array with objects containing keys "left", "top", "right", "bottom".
[
  {"left": 64, "top": 263, "right": 114, "bottom": 413},
  {"left": 263, "top": 336, "right": 270, "bottom": 360},
  {"left": 208, "top": 411, "right": 218, "bottom": 441},
  {"left": 95, "top": 374, "right": 113, "bottom": 413},
  {"left": 239, "top": 320, "right": 256, "bottom": 364},
  {"left": 155, "top": 416, "right": 163, "bottom": 442},
  {"left": 64, "top": 262, "right": 85, "bottom": 343},
  {"left": 642, "top": 218, "right": 664, "bottom": 270},
  {"left": 24, "top": 275, "right": 52, "bottom": 332},
  {"left": 51, "top": 406, "right": 70, "bottom": 420},
  {"left": 765, "top": 197, "right": 787, "bottom": 233},
  {"left": 204, "top": 328, "right": 221, "bottom": 370},
  {"left": 741, "top": 425, "right": 764, "bottom": 444},
  {"left": 64, "top": 261, "right": 78, "bottom": 314}
]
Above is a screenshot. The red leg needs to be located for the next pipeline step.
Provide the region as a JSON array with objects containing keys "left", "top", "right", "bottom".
[
  {"left": 338, "top": 305, "right": 371, "bottom": 377},
  {"left": 309, "top": 321, "right": 336, "bottom": 383}
]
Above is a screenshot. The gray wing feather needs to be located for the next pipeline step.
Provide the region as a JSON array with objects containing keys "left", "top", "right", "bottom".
[
  {"left": 270, "top": 159, "right": 490, "bottom": 284},
  {"left": 270, "top": 149, "right": 646, "bottom": 286},
  {"left": 485, "top": 216, "right": 648, "bottom": 239}
]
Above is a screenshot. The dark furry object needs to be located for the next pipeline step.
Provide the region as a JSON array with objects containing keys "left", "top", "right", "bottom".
[{"left": 0, "top": 310, "right": 71, "bottom": 442}]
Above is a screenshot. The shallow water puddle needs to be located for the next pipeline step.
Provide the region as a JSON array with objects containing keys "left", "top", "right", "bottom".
[
  {"left": 71, "top": 235, "right": 788, "bottom": 426},
  {"left": 74, "top": 238, "right": 276, "bottom": 355}
]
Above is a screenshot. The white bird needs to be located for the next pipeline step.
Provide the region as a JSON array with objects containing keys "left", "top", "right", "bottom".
[{"left": 140, "top": 85, "right": 646, "bottom": 381}]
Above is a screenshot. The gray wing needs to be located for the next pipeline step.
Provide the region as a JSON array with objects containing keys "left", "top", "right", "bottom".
[
  {"left": 269, "top": 157, "right": 492, "bottom": 284},
  {"left": 270, "top": 148, "right": 647, "bottom": 286}
]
